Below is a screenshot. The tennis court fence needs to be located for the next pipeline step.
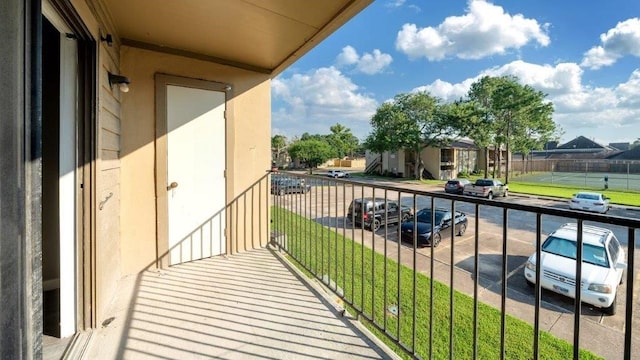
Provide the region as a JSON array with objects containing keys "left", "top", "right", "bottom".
[{"left": 511, "top": 159, "right": 640, "bottom": 190}]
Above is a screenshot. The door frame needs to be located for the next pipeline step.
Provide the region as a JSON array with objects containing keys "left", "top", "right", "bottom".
[
  {"left": 43, "top": 0, "right": 97, "bottom": 332},
  {"left": 154, "top": 73, "right": 228, "bottom": 268}
]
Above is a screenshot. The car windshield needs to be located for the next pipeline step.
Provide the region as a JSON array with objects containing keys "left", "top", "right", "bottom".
[
  {"left": 414, "top": 209, "right": 445, "bottom": 224},
  {"left": 576, "top": 193, "right": 600, "bottom": 200},
  {"left": 541, "top": 236, "right": 609, "bottom": 268}
]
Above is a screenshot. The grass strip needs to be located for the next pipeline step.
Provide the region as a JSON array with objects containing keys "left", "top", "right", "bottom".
[
  {"left": 414, "top": 177, "right": 640, "bottom": 207},
  {"left": 272, "top": 206, "right": 601, "bottom": 360}
]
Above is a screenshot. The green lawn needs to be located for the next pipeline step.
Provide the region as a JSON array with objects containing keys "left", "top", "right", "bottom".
[
  {"left": 416, "top": 177, "right": 640, "bottom": 207},
  {"left": 271, "top": 206, "right": 600, "bottom": 360}
]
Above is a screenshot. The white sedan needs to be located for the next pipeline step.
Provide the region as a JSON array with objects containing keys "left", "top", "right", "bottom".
[
  {"left": 568, "top": 191, "right": 610, "bottom": 213},
  {"left": 327, "top": 170, "right": 349, "bottom": 178},
  {"left": 523, "top": 223, "right": 626, "bottom": 315}
]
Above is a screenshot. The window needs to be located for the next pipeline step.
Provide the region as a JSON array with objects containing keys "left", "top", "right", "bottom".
[
  {"left": 607, "top": 236, "right": 621, "bottom": 266},
  {"left": 542, "top": 236, "right": 609, "bottom": 267}
]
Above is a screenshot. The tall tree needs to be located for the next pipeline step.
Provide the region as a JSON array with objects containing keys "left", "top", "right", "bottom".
[
  {"left": 491, "top": 79, "right": 556, "bottom": 183},
  {"left": 327, "top": 123, "right": 359, "bottom": 158},
  {"left": 287, "top": 139, "right": 336, "bottom": 174},
  {"left": 465, "top": 76, "right": 557, "bottom": 182},
  {"left": 271, "top": 134, "right": 287, "bottom": 165},
  {"left": 364, "top": 92, "right": 455, "bottom": 179},
  {"left": 465, "top": 76, "right": 502, "bottom": 178}
]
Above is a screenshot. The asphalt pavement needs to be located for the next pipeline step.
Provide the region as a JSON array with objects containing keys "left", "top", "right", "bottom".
[{"left": 273, "top": 176, "right": 640, "bottom": 359}]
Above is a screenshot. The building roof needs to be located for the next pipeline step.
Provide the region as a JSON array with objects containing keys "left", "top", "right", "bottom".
[
  {"left": 448, "top": 139, "right": 477, "bottom": 149},
  {"left": 557, "top": 136, "right": 610, "bottom": 150},
  {"left": 609, "top": 142, "right": 630, "bottom": 151},
  {"left": 607, "top": 146, "right": 640, "bottom": 160}
]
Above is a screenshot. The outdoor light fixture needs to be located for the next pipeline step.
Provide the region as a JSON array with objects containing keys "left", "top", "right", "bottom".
[
  {"left": 101, "top": 33, "right": 113, "bottom": 47},
  {"left": 108, "top": 72, "right": 130, "bottom": 93}
]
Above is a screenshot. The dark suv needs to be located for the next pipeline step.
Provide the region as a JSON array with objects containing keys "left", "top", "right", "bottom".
[{"left": 346, "top": 197, "right": 412, "bottom": 231}]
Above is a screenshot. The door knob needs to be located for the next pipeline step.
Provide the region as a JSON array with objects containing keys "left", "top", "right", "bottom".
[{"left": 167, "top": 182, "right": 178, "bottom": 191}]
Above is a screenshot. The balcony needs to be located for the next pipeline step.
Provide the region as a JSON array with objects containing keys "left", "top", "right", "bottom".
[
  {"left": 82, "top": 247, "right": 396, "bottom": 359},
  {"left": 83, "top": 172, "right": 638, "bottom": 359}
]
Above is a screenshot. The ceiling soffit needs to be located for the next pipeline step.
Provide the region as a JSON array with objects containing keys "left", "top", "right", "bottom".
[{"left": 103, "top": 0, "right": 372, "bottom": 75}]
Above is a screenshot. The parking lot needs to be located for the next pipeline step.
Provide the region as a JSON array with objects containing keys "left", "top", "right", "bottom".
[{"left": 274, "top": 179, "right": 640, "bottom": 359}]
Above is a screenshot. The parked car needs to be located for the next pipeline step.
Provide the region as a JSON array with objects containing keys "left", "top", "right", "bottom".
[
  {"left": 444, "top": 178, "right": 471, "bottom": 194},
  {"left": 327, "top": 170, "right": 349, "bottom": 178},
  {"left": 463, "top": 178, "right": 508, "bottom": 199},
  {"left": 569, "top": 191, "right": 610, "bottom": 214},
  {"left": 523, "top": 223, "right": 626, "bottom": 315},
  {"left": 400, "top": 208, "right": 468, "bottom": 247},
  {"left": 346, "top": 197, "right": 412, "bottom": 231},
  {"left": 271, "top": 178, "right": 310, "bottom": 195}
]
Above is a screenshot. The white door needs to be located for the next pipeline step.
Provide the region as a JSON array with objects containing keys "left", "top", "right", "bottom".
[{"left": 166, "top": 85, "right": 226, "bottom": 265}]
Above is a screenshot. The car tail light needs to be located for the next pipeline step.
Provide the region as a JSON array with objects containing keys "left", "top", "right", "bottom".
[{"left": 363, "top": 213, "right": 369, "bottom": 221}]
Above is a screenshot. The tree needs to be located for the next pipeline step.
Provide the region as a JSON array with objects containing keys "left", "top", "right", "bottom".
[
  {"left": 271, "top": 134, "right": 287, "bottom": 166},
  {"left": 327, "top": 123, "right": 360, "bottom": 158},
  {"left": 287, "top": 139, "right": 336, "bottom": 173},
  {"left": 364, "top": 92, "right": 455, "bottom": 179},
  {"left": 465, "top": 76, "right": 557, "bottom": 183},
  {"left": 491, "top": 79, "right": 556, "bottom": 183},
  {"left": 465, "top": 77, "right": 501, "bottom": 178}
]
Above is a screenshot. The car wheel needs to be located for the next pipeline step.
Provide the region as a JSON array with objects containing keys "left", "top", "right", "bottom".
[
  {"left": 457, "top": 223, "right": 467, "bottom": 236},
  {"left": 604, "top": 297, "right": 616, "bottom": 316},
  {"left": 503, "top": 190, "right": 508, "bottom": 197},
  {"left": 525, "top": 280, "right": 535, "bottom": 288},
  {"left": 371, "top": 219, "right": 381, "bottom": 232},
  {"left": 431, "top": 232, "right": 442, "bottom": 247},
  {"left": 334, "top": 175, "right": 338, "bottom": 178},
  {"left": 279, "top": 189, "right": 285, "bottom": 196},
  {"left": 487, "top": 192, "right": 494, "bottom": 200}
]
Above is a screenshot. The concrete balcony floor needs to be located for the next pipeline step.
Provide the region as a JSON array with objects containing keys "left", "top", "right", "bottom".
[{"left": 83, "top": 247, "right": 395, "bottom": 360}]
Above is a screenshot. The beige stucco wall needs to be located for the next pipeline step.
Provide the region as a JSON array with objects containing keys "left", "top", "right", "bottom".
[
  {"left": 119, "top": 46, "right": 271, "bottom": 275},
  {"left": 421, "top": 147, "right": 440, "bottom": 179}
]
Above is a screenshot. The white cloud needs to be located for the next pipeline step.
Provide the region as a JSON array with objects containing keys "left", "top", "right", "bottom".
[
  {"left": 482, "top": 60, "right": 583, "bottom": 95},
  {"left": 416, "top": 61, "right": 640, "bottom": 143},
  {"left": 395, "top": 0, "right": 550, "bottom": 61},
  {"left": 336, "top": 46, "right": 359, "bottom": 66},
  {"left": 385, "top": 0, "right": 421, "bottom": 12},
  {"left": 336, "top": 46, "right": 393, "bottom": 75},
  {"left": 271, "top": 67, "right": 378, "bottom": 139},
  {"left": 581, "top": 18, "right": 640, "bottom": 69},
  {"left": 412, "top": 79, "right": 475, "bottom": 102},
  {"left": 385, "top": 0, "right": 406, "bottom": 8}
]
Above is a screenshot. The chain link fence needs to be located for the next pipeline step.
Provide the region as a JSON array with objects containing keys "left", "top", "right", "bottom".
[{"left": 512, "top": 159, "right": 640, "bottom": 191}]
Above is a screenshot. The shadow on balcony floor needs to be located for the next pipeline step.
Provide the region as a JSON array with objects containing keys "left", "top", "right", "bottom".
[{"left": 85, "top": 248, "right": 394, "bottom": 359}]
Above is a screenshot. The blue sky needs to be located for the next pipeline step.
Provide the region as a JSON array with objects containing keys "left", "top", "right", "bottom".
[{"left": 271, "top": 0, "right": 640, "bottom": 146}]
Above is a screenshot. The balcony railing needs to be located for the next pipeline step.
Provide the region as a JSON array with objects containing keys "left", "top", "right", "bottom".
[{"left": 270, "top": 171, "right": 638, "bottom": 360}]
